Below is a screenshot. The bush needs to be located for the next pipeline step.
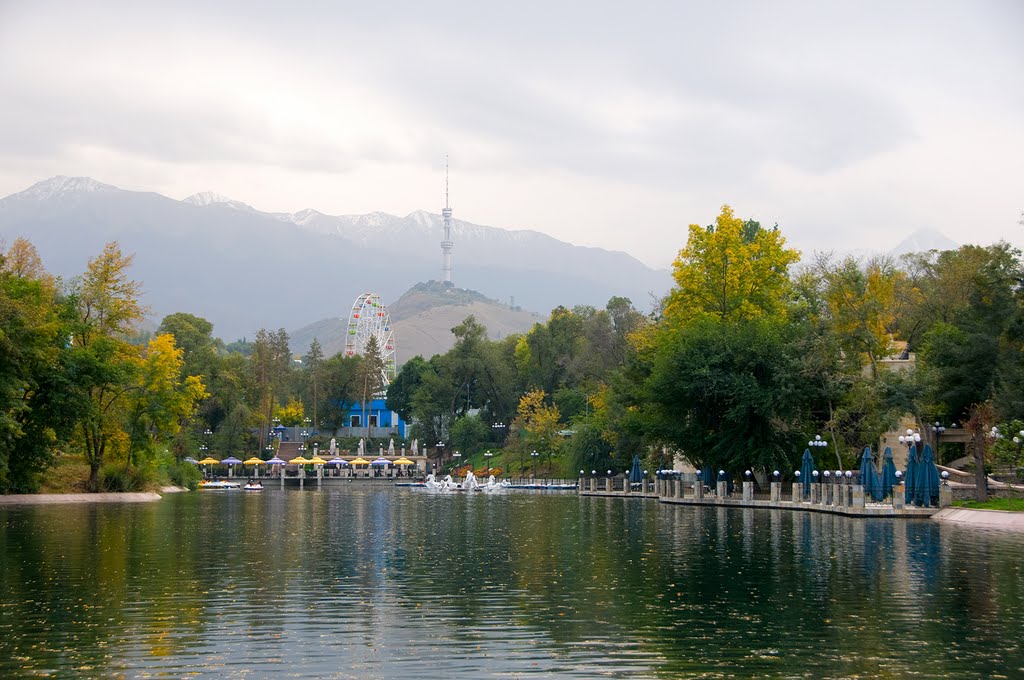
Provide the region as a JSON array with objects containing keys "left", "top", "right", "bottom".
[
  {"left": 100, "top": 463, "right": 153, "bottom": 492},
  {"left": 166, "top": 460, "right": 202, "bottom": 490}
]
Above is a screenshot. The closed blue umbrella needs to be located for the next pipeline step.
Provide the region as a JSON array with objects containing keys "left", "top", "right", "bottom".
[
  {"left": 920, "top": 444, "right": 940, "bottom": 507},
  {"left": 880, "top": 447, "right": 897, "bottom": 499},
  {"left": 221, "top": 457, "right": 243, "bottom": 465},
  {"left": 859, "top": 447, "right": 883, "bottom": 502},
  {"left": 701, "top": 465, "right": 714, "bottom": 489},
  {"left": 629, "top": 455, "right": 643, "bottom": 483},
  {"left": 904, "top": 445, "right": 920, "bottom": 506},
  {"left": 800, "top": 449, "right": 814, "bottom": 498}
]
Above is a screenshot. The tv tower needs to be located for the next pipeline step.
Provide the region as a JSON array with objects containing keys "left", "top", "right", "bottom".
[{"left": 440, "top": 156, "right": 454, "bottom": 286}]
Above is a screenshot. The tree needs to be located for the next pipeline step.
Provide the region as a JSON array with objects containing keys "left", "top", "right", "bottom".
[
  {"left": 250, "top": 328, "right": 292, "bottom": 451},
  {"left": 665, "top": 205, "right": 799, "bottom": 324},
  {"left": 314, "top": 353, "right": 362, "bottom": 430},
  {"left": 68, "top": 242, "right": 146, "bottom": 491},
  {"left": 819, "top": 255, "right": 901, "bottom": 377},
  {"left": 124, "top": 334, "right": 207, "bottom": 468},
  {"left": 509, "top": 389, "right": 562, "bottom": 471},
  {"left": 0, "top": 241, "right": 81, "bottom": 491},
  {"left": 304, "top": 338, "right": 324, "bottom": 429},
  {"left": 640, "top": 317, "right": 817, "bottom": 475},
  {"left": 386, "top": 355, "right": 432, "bottom": 423}
]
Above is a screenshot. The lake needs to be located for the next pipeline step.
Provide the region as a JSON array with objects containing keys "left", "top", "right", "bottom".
[{"left": 2, "top": 487, "right": 1023, "bottom": 678}]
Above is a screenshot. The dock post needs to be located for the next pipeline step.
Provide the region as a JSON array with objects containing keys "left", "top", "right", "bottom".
[
  {"left": 770, "top": 481, "right": 781, "bottom": 503},
  {"left": 742, "top": 481, "right": 753, "bottom": 501},
  {"left": 693, "top": 481, "right": 704, "bottom": 499},
  {"left": 939, "top": 483, "right": 952, "bottom": 508},
  {"left": 893, "top": 484, "right": 905, "bottom": 510},
  {"left": 852, "top": 484, "right": 865, "bottom": 509},
  {"left": 791, "top": 482, "right": 801, "bottom": 503},
  {"left": 716, "top": 481, "right": 727, "bottom": 498}
]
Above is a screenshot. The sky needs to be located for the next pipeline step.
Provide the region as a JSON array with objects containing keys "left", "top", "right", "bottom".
[{"left": 0, "top": 0, "right": 1021, "bottom": 268}]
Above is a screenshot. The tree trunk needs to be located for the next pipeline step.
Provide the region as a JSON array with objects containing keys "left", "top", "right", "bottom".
[
  {"left": 88, "top": 462, "right": 100, "bottom": 493},
  {"left": 973, "top": 428, "right": 988, "bottom": 503}
]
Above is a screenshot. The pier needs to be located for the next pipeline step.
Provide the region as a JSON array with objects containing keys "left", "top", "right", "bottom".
[{"left": 578, "top": 475, "right": 948, "bottom": 517}]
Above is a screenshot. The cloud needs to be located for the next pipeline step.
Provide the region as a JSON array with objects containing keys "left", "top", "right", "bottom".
[{"left": 0, "top": 0, "right": 1021, "bottom": 267}]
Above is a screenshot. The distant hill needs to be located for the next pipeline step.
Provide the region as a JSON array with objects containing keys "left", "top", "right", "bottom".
[
  {"left": 289, "top": 281, "right": 541, "bottom": 361},
  {"left": 0, "top": 176, "right": 671, "bottom": 340}
]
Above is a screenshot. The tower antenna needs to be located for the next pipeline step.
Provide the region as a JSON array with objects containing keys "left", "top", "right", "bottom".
[{"left": 440, "top": 155, "right": 454, "bottom": 286}]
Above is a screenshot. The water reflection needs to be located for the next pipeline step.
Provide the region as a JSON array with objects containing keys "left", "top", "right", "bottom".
[{"left": 2, "top": 489, "right": 1023, "bottom": 678}]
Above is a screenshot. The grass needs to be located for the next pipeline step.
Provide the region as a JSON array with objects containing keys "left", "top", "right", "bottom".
[
  {"left": 953, "top": 497, "right": 1024, "bottom": 512},
  {"left": 38, "top": 454, "right": 91, "bottom": 493}
]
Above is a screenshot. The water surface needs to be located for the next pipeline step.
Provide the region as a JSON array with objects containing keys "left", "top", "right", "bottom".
[{"left": 2, "top": 487, "right": 1023, "bottom": 678}]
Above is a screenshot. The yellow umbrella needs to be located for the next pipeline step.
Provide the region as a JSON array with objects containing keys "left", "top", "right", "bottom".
[
  {"left": 349, "top": 457, "right": 369, "bottom": 466},
  {"left": 308, "top": 456, "right": 327, "bottom": 465},
  {"left": 289, "top": 456, "right": 310, "bottom": 464},
  {"left": 197, "top": 457, "right": 220, "bottom": 465},
  {"left": 393, "top": 457, "right": 414, "bottom": 465},
  {"left": 243, "top": 457, "right": 265, "bottom": 465}
]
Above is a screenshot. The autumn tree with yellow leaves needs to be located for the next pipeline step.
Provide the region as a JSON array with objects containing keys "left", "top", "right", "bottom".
[{"left": 665, "top": 205, "right": 800, "bottom": 324}]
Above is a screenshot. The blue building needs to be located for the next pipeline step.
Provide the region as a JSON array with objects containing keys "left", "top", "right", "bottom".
[{"left": 340, "top": 398, "right": 406, "bottom": 438}]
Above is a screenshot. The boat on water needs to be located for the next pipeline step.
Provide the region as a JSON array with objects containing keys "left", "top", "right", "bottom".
[
  {"left": 199, "top": 480, "right": 241, "bottom": 490},
  {"left": 243, "top": 481, "right": 264, "bottom": 491}
]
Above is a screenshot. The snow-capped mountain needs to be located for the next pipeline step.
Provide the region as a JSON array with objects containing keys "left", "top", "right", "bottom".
[
  {"left": 183, "top": 191, "right": 255, "bottom": 212},
  {"left": 888, "top": 229, "right": 959, "bottom": 256},
  {"left": 0, "top": 177, "right": 671, "bottom": 341}
]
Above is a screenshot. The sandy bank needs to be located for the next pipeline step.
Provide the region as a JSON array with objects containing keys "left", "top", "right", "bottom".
[
  {"left": 932, "top": 507, "right": 1024, "bottom": 531},
  {"left": 0, "top": 491, "right": 163, "bottom": 506}
]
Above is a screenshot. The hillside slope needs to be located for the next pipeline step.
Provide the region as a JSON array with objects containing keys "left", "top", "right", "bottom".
[{"left": 290, "top": 281, "right": 541, "bottom": 361}]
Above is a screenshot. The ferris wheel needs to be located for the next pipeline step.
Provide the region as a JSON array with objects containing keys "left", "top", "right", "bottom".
[{"left": 345, "top": 293, "right": 397, "bottom": 387}]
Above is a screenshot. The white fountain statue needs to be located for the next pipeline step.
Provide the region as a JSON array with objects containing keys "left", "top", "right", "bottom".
[
  {"left": 358, "top": 438, "right": 365, "bottom": 456},
  {"left": 483, "top": 473, "right": 507, "bottom": 493},
  {"left": 462, "top": 470, "right": 479, "bottom": 491},
  {"left": 388, "top": 438, "right": 396, "bottom": 456},
  {"left": 329, "top": 438, "right": 337, "bottom": 456}
]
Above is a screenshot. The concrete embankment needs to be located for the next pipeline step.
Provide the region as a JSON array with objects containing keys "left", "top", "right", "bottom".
[
  {"left": 0, "top": 491, "right": 164, "bottom": 506},
  {"left": 932, "top": 507, "right": 1024, "bottom": 531}
]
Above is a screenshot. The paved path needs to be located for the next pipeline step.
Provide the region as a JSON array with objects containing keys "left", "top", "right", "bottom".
[{"left": 932, "top": 507, "right": 1024, "bottom": 531}]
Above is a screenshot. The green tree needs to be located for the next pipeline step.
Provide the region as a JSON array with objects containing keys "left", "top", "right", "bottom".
[
  {"left": 386, "top": 355, "right": 432, "bottom": 423},
  {"left": 67, "top": 242, "right": 146, "bottom": 491},
  {"left": 640, "top": 317, "right": 817, "bottom": 476},
  {"left": 304, "top": 338, "right": 324, "bottom": 429},
  {"left": 0, "top": 239, "right": 82, "bottom": 491},
  {"left": 915, "top": 244, "right": 1023, "bottom": 500},
  {"left": 250, "top": 328, "right": 292, "bottom": 451}
]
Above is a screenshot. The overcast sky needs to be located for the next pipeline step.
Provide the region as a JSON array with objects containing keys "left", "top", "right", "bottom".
[{"left": 1, "top": 0, "right": 1021, "bottom": 268}]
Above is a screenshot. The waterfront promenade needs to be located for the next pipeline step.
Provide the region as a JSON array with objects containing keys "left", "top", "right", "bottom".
[{"left": 579, "top": 476, "right": 946, "bottom": 517}]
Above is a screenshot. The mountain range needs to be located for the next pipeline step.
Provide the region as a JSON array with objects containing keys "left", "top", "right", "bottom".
[{"left": 0, "top": 176, "right": 672, "bottom": 345}]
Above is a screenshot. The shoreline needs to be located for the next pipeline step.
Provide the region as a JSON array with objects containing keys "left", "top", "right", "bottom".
[
  {"left": 0, "top": 490, "right": 171, "bottom": 506},
  {"left": 932, "top": 507, "right": 1024, "bottom": 531}
]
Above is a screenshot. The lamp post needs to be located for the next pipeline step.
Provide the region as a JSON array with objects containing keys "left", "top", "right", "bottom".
[
  {"left": 898, "top": 429, "right": 921, "bottom": 449},
  {"left": 436, "top": 441, "right": 445, "bottom": 472},
  {"left": 484, "top": 451, "right": 493, "bottom": 475},
  {"left": 809, "top": 435, "right": 828, "bottom": 450},
  {"left": 453, "top": 451, "right": 461, "bottom": 471},
  {"left": 531, "top": 450, "right": 539, "bottom": 478}
]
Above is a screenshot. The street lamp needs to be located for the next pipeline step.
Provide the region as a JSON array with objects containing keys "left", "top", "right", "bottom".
[
  {"left": 808, "top": 434, "right": 828, "bottom": 449},
  {"left": 531, "top": 450, "right": 539, "bottom": 477},
  {"left": 898, "top": 429, "right": 921, "bottom": 448},
  {"left": 484, "top": 451, "right": 493, "bottom": 474}
]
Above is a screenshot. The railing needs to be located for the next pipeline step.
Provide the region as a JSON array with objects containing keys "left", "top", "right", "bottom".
[{"left": 580, "top": 477, "right": 951, "bottom": 512}]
